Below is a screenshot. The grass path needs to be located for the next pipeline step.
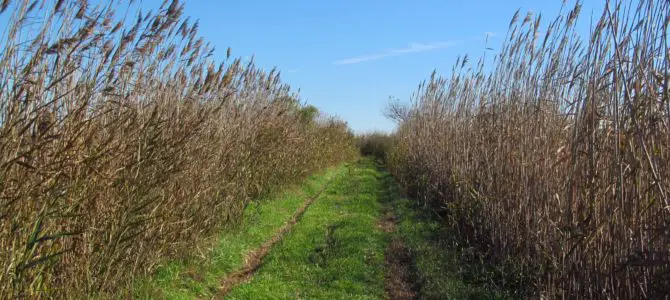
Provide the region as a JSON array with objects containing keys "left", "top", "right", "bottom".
[
  {"left": 218, "top": 173, "right": 335, "bottom": 295},
  {"left": 225, "top": 160, "right": 388, "bottom": 299},
  {"left": 134, "top": 167, "right": 341, "bottom": 299},
  {"left": 136, "top": 159, "right": 513, "bottom": 299}
]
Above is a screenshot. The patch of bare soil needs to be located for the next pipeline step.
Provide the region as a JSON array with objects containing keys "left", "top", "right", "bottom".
[
  {"left": 382, "top": 211, "right": 419, "bottom": 300},
  {"left": 378, "top": 211, "right": 397, "bottom": 233}
]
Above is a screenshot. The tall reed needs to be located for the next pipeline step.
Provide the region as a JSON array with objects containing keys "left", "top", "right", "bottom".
[
  {"left": 357, "top": 131, "right": 394, "bottom": 162},
  {"left": 0, "top": 0, "right": 356, "bottom": 298},
  {"left": 389, "top": 0, "right": 670, "bottom": 298}
]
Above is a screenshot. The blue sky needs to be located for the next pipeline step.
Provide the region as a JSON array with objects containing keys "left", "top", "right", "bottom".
[
  {"left": 1, "top": 0, "right": 606, "bottom": 133},
  {"left": 179, "top": 0, "right": 609, "bottom": 133}
]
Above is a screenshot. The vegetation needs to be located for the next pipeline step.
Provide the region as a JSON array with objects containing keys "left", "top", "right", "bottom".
[
  {"left": 224, "top": 159, "right": 499, "bottom": 299},
  {"left": 134, "top": 167, "right": 340, "bottom": 299},
  {"left": 3, "top": 0, "right": 669, "bottom": 298},
  {"left": 227, "top": 160, "right": 388, "bottom": 299},
  {"left": 0, "top": 0, "right": 355, "bottom": 298},
  {"left": 357, "top": 132, "right": 394, "bottom": 163},
  {"left": 387, "top": 0, "right": 670, "bottom": 298},
  {"left": 390, "top": 177, "right": 513, "bottom": 299}
]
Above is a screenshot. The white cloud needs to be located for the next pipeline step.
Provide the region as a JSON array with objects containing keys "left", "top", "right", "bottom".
[{"left": 333, "top": 41, "right": 459, "bottom": 65}]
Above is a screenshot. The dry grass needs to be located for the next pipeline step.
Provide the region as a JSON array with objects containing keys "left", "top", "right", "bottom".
[
  {"left": 388, "top": 0, "right": 670, "bottom": 298},
  {"left": 0, "top": 0, "right": 356, "bottom": 298}
]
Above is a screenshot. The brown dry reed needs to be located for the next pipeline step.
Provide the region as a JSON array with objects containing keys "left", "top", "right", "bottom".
[
  {"left": 0, "top": 0, "right": 356, "bottom": 298},
  {"left": 357, "top": 131, "right": 394, "bottom": 163},
  {"left": 388, "top": 0, "right": 670, "bottom": 298}
]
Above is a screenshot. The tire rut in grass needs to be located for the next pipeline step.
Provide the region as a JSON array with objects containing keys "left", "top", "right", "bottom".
[
  {"left": 381, "top": 210, "right": 420, "bottom": 300},
  {"left": 216, "top": 178, "right": 334, "bottom": 298}
]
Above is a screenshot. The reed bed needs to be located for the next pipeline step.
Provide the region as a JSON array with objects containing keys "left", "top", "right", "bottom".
[
  {"left": 388, "top": 0, "right": 670, "bottom": 298},
  {"left": 357, "top": 131, "right": 394, "bottom": 163},
  {"left": 0, "top": 0, "right": 356, "bottom": 298}
]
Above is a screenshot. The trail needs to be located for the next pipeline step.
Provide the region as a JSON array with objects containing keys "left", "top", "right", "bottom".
[
  {"left": 217, "top": 178, "right": 334, "bottom": 297},
  {"left": 379, "top": 210, "right": 420, "bottom": 300},
  {"left": 221, "top": 160, "right": 390, "bottom": 299},
  {"left": 139, "top": 159, "right": 507, "bottom": 299}
]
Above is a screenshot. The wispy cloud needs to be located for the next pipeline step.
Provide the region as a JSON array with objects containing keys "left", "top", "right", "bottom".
[{"left": 333, "top": 41, "right": 459, "bottom": 65}]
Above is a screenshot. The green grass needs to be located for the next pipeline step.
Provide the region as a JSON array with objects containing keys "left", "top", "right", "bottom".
[
  {"left": 226, "top": 159, "right": 388, "bottom": 299},
  {"left": 135, "top": 158, "right": 515, "bottom": 299},
  {"left": 381, "top": 172, "right": 517, "bottom": 300},
  {"left": 133, "top": 166, "right": 343, "bottom": 299}
]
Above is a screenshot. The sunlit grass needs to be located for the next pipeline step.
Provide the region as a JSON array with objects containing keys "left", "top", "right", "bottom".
[
  {"left": 133, "top": 167, "right": 343, "bottom": 299},
  {"left": 227, "top": 160, "right": 387, "bottom": 299}
]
